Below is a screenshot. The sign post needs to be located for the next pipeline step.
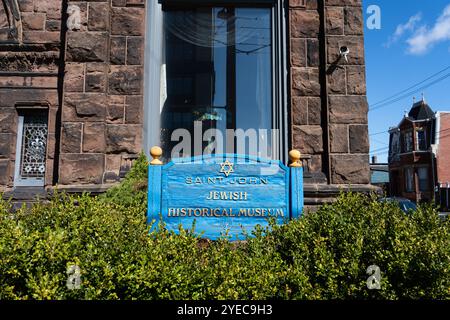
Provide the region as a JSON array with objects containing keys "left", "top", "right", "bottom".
[
  {"left": 148, "top": 147, "right": 304, "bottom": 240},
  {"left": 288, "top": 149, "right": 304, "bottom": 220}
]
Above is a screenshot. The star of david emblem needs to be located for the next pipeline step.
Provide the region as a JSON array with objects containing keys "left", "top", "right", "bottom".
[{"left": 219, "top": 160, "right": 234, "bottom": 177}]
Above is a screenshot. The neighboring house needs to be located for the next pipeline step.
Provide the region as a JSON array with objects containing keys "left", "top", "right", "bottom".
[
  {"left": 370, "top": 156, "right": 389, "bottom": 192},
  {"left": 388, "top": 99, "right": 450, "bottom": 208},
  {"left": 435, "top": 112, "right": 450, "bottom": 211}
]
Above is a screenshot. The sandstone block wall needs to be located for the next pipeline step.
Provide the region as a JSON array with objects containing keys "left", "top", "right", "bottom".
[
  {"left": 0, "top": 0, "right": 62, "bottom": 190},
  {"left": 289, "top": 0, "right": 370, "bottom": 185},
  {"left": 1, "top": 0, "right": 370, "bottom": 192},
  {"left": 60, "top": 0, "right": 145, "bottom": 185}
]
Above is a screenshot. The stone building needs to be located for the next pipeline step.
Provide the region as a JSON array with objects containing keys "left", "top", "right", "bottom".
[{"left": 0, "top": 0, "right": 373, "bottom": 206}]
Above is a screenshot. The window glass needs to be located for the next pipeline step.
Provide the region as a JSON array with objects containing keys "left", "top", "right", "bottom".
[
  {"left": 405, "top": 167, "right": 414, "bottom": 193},
  {"left": 416, "top": 128, "right": 427, "bottom": 151},
  {"left": 389, "top": 131, "right": 400, "bottom": 156},
  {"left": 160, "top": 6, "right": 273, "bottom": 159},
  {"left": 401, "top": 201, "right": 417, "bottom": 213},
  {"left": 417, "top": 167, "right": 429, "bottom": 192},
  {"left": 14, "top": 110, "right": 48, "bottom": 187},
  {"left": 402, "top": 131, "right": 413, "bottom": 153}
]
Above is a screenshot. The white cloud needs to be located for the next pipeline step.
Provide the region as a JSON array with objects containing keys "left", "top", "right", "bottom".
[
  {"left": 407, "top": 4, "right": 450, "bottom": 55},
  {"left": 385, "top": 13, "right": 422, "bottom": 47}
]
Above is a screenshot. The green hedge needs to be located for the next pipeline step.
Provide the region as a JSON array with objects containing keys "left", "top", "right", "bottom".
[{"left": 0, "top": 155, "right": 449, "bottom": 300}]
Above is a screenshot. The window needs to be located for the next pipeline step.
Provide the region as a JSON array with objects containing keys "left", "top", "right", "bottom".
[
  {"left": 14, "top": 110, "right": 48, "bottom": 187},
  {"left": 417, "top": 167, "right": 429, "bottom": 192},
  {"left": 416, "top": 128, "right": 427, "bottom": 151},
  {"left": 405, "top": 167, "right": 414, "bottom": 193},
  {"left": 154, "top": 0, "right": 287, "bottom": 160},
  {"left": 402, "top": 130, "right": 413, "bottom": 153},
  {"left": 389, "top": 131, "right": 400, "bottom": 156}
]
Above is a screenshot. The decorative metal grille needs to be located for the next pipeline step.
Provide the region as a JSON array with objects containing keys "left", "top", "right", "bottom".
[{"left": 19, "top": 115, "right": 48, "bottom": 179}]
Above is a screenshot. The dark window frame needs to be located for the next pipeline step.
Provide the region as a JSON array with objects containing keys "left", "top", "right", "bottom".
[
  {"left": 415, "top": 127, "right": 427, "bottom": 151},
  {"left": 417, "top": 166, "right": 430, "bottom": 192},
  {"left": 405, "top": 167, "right": 414, "bottom": 193},
  {"left": 402, "top": 130, "right": 413, "bottom": 153},
  {"left": 159, "top": 0, "right": 289, "bottom": 162},
  {"left": 13, "top": 107, "right": 49, "bottom": 187},
  {"left": 160, "top": 0, "right": 275, "bottom": 7}
]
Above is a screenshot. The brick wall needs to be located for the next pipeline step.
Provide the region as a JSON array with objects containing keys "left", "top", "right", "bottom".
[
  {"left": 437, "top": 113, "right": 450, "bottom": 183},
  {"left": 289, "top": 0, "right": 370, "bottom": 185},
  {"left": 59, "top": 0, "right": 145, "bottom": 186}
]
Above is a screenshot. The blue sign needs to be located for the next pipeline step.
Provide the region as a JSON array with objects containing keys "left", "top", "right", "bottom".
[{"left": 148, "top": 154, "right": 303, "bottom": 240}]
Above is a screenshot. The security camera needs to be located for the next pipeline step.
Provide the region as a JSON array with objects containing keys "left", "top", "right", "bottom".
[{"left": 339, "top": 46, "right": 350, "bottom": 63}]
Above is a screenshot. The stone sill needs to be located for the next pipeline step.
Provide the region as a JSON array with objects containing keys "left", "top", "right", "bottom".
[
  {"left": 304, "top": 183, "right": 380, "bottom": 194},
  {"left": 3, "top": 183, "right": 381, "bottom": 205},
  {"left": 304, "top": 184, "right": 381, "bottom": 205},
  {"left": 48, "top": 184, "right": 120, "bottom": 195},
  {"left": 2, "top": 184, "right": 121, "bottom": 201}
]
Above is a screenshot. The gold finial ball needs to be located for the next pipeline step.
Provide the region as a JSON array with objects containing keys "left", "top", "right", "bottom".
[
  {"left": 150, "top": 146, "right": 163, "bottom": 165},
  {"left": 150, "top": 146, "right": 162, "bottom": 158},
  {"left": 289, "top": 149, "right": 301, "bottom": 162},
  {"left": 289, "top": 149, "right": 302, "bottom": 167}
]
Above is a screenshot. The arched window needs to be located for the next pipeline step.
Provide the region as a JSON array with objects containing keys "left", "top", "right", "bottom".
[
  {"left": 0, "top": 0, "right": 21, "bottom": 42},
  {"left": 0, "top": 2, "right": 8, "bottom": 28}
]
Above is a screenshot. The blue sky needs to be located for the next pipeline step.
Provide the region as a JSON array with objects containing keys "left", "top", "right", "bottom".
[{"left": 363, "top": 0, "right": 450, "bottom": 162}]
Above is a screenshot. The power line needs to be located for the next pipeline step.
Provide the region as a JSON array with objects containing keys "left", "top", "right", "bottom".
[
  {"left": 369, "top": 122, "right": 450, "bottom": 138},
  {"left": 369, "top": 128, "right": 450, "bottom": 156},
  {"left": 369, "top": 65, "right": 450, "bottom": 108},
  {"left": 370, "top": 151, "right": 390, "bottom": 156},
  {"left": 370, "top": 146, "right": 389, "bottom": 155},
  {"left": 370, "top": 130, "right": 388, "bottom": 136},
  {"left": 437, "top": 132, "right": 450, "bottom": 141},
  {"left": 383, "top": 127, "right": 450, "bottom": 138},
  {"left": 369, "top": 72, "right": 450, "bottom": 112},
  {"left": 213, "top": 38, "right": 270, "bottom": 54},
  {"left": 370, "top": 146, "right": 390, "bottom": 153},
  {"left": 372, "top": 137, "right": 389, "bottom": 146}
]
